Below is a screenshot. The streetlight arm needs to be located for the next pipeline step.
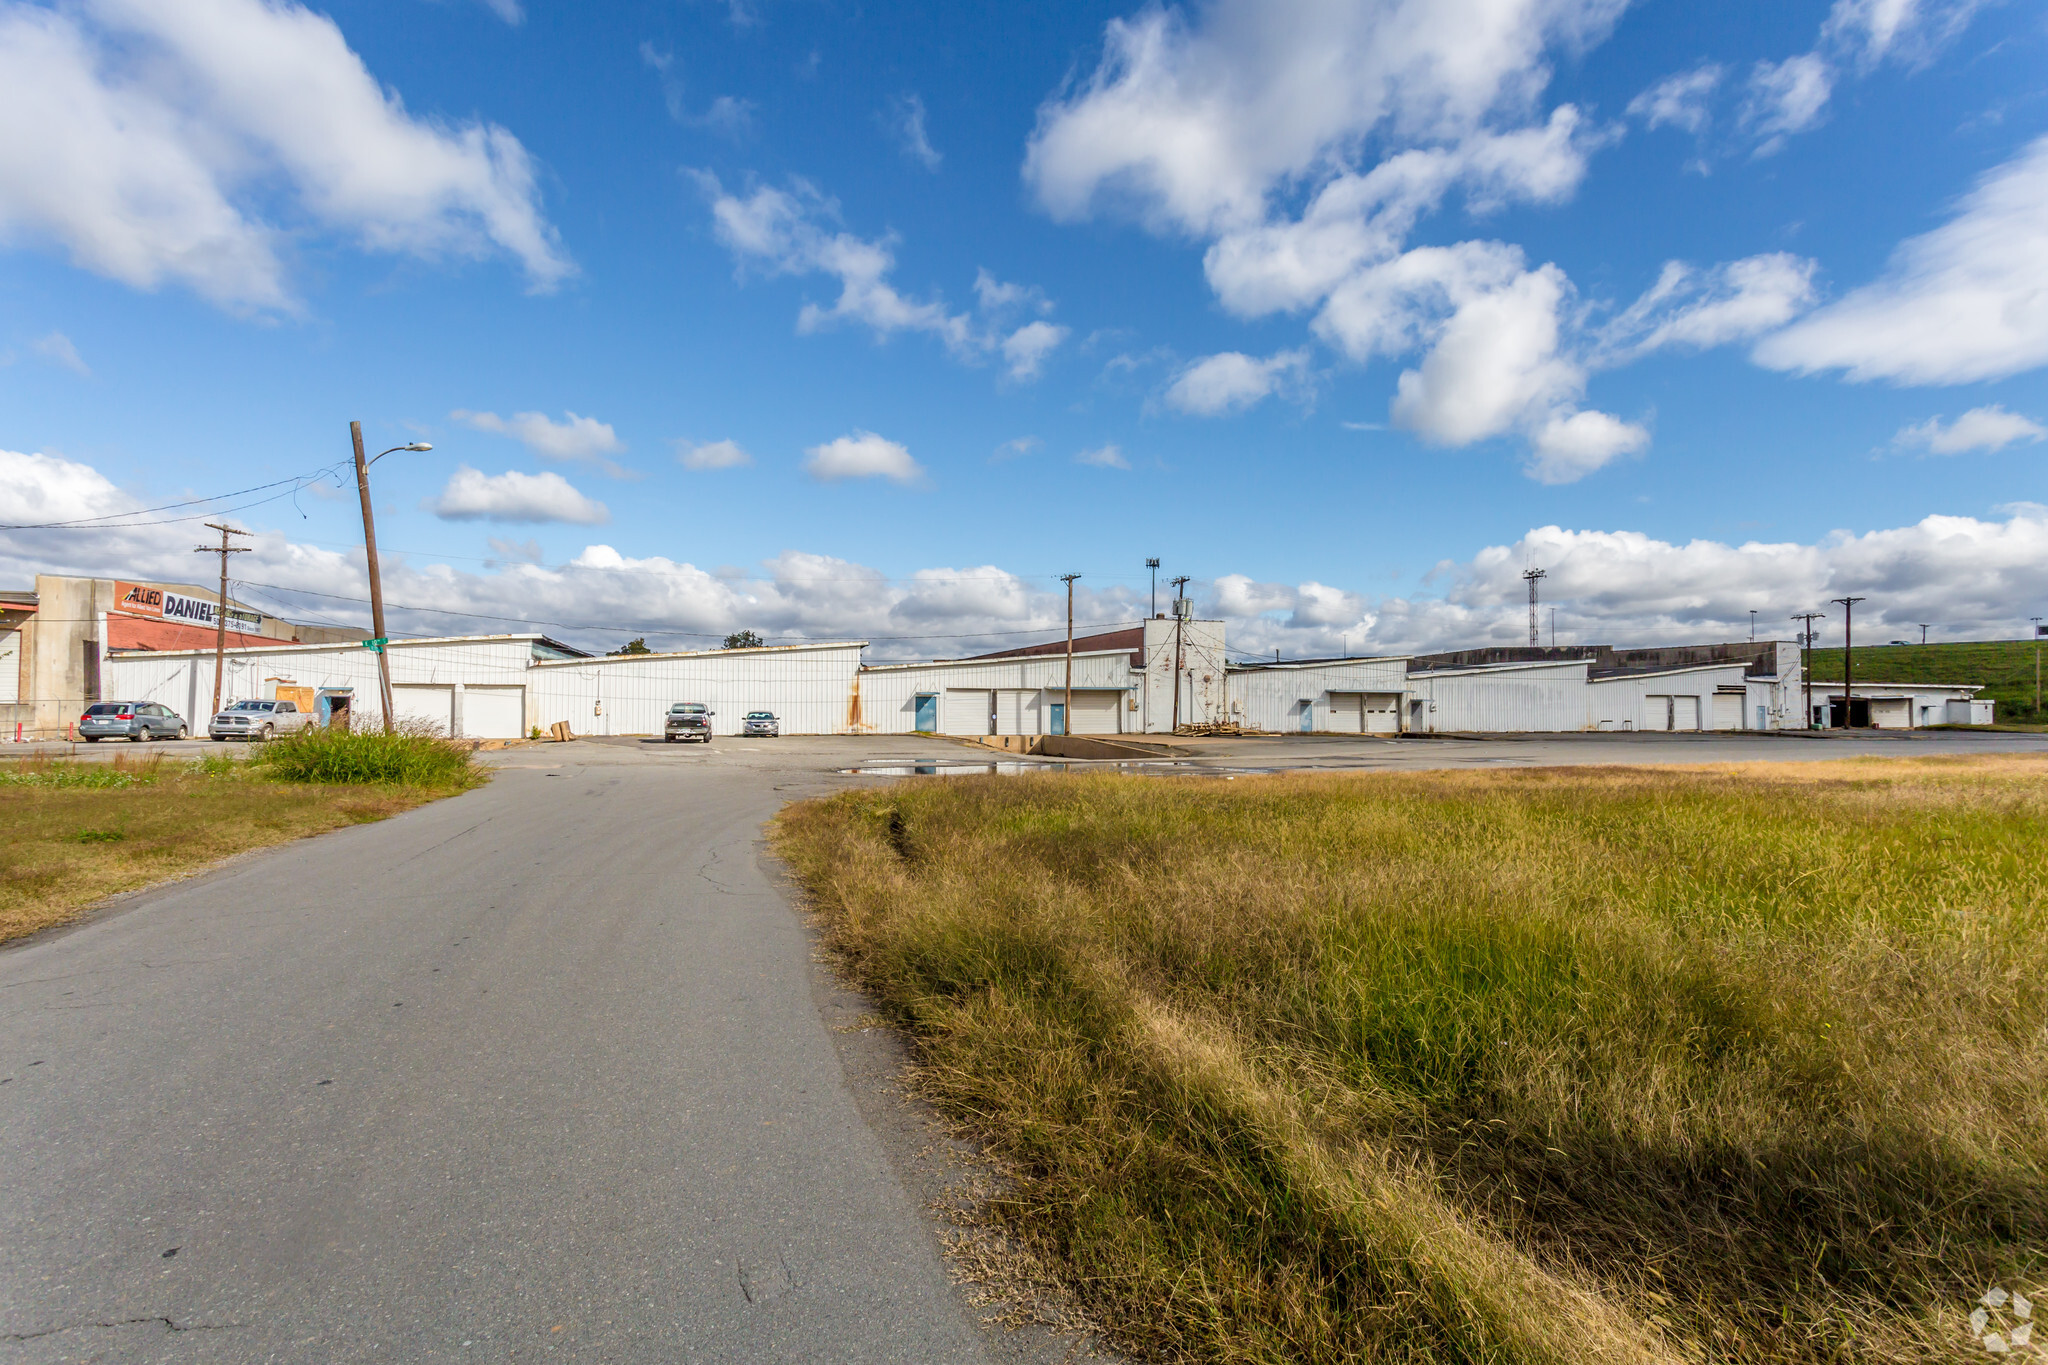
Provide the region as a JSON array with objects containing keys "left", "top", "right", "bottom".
[{"left": 368, "top": 442, "right": 432, "bottom": 467}]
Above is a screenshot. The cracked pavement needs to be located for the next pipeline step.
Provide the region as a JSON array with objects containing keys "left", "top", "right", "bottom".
[{"left": 5, "top": 727, "right": 2041, "bottom": 1361}]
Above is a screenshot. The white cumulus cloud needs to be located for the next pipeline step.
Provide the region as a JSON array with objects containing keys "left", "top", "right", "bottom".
[
  {"left": 454, "top": 410, "right": 626, "bottom": 469},
  {"left": 888, "top": 93, "right": 942, "bottom": 171},
  {"left": 1894, "top": 406, "right": 2047, "bottom": 455},
  {"left": 699, "top": 175, "right": 1064, "bottom": 381},
  {"left": 11, "top": 448, "right": 2048, "bottom": 663},
  {"left": 32, "top": 331, "right": 90, "bottom": 376},
  {"left": 0, "top": 0, "right": 569, "bottom": 314},
  {"left": 1001, "top": 321, "right": 1069, "bottom": 381},
  {"left": 1075, "top": 443, "right": 1129, "bottom": 469},
  {"left": 1754, "top": 135, "right": 2048, "bottom": 384},
  {"left": 804, "top": 430, "right": 923, "bottom": 484},
  {"left": 1741, "top": 53, "right": 1834, "bottom": 153},
  {"left": 426, "top": 467, "right": 609, "bottom": 524},
  {"left": 1526, "top": 409, "right": 1650, "bottom": 484},
  {"left": 1163, "top": 348, "right": 1309, "bottom": 416},
  {"left": 675, "top": 438, "right": 752, "bottom": 470},
  {"left": 1627, "top": 64, "right": 1723, "bottom": 134},
  {"left": 1600, "top": 252, "right": 1818, "bottom": 361}
]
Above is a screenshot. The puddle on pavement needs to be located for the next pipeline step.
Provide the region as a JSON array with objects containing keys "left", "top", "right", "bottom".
[{"left": 836, "top": 760, "right": 1275, "bottom": 778}]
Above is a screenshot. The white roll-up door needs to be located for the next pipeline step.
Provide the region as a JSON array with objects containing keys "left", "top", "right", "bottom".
[
  {"left": 464, "top": 686, "right": 525, "bottom": 739},
  {"left": 1364, "top": 693, "right": 1401, "bottom": 733},
  {"left": 1673, "top": 695, "right": 1700, "bottom": 731},
  {"left": 1710, "top": 692, "right": 1743, "bottom": 730},
  {"left": 941, "top": 689, "right": 995, "bottom": 735},
  {"left": 0, "top": 627, "right": 18, "bottom": 704},
  {"left": 393, "top": 684, "right": 455, "bottom": 736},
  {"left": 1069, "top": 690, "right": 1121, "bottom": 735},
  {"left": 1327, "top": 693, "right": 1363, "bottom": 733}
]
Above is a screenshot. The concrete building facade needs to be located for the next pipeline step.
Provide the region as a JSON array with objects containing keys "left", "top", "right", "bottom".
[{"left": 3, "top": 573, "right": 357, "bottom": 738}]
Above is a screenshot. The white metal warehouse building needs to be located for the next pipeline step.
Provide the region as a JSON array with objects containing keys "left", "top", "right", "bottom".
[{"left": 97, "top": 614, "right": 1981, "bottom": 740}]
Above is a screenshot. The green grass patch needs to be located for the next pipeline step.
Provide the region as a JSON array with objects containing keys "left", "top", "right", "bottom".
[
  {"left": 250, "top": 725, "right": 480, "bottom": 787},
  {"left": 775, "top": 754, "right": 2048, "bottom": 1364},
  {"left": 1, "top": 749, "right": 481, "bottom": 944},
  {"left": 1808, "top": 637, "right": 2048, "bottom": 722}
]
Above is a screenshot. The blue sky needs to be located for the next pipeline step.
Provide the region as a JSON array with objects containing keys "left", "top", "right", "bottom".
[{"left": 3, "top": 0, "right": 2046, "bottom": 657}]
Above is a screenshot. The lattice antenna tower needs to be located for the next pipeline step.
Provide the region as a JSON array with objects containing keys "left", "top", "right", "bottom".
[{"left": 1522, "top": 568, "right": 1546, "bottom": 648}]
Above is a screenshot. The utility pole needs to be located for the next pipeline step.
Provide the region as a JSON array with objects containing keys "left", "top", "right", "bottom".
[
  {"left": 1146, "top": 558, "right": 1160, "bottom": 618},
  {"left": 1918, "top": 624, "right": 1930, "bottom": 646},
  {"left": 1831, "top": 597, "right": 1865, "bottom": 728},
  {"left": 1523, "top": 568, "right": 1546, "bottom": 647},
  {"left": 195, "top": 523, "right": 252, "bottom": 718},
  {"left": 1550, "top": 607, "right": 1556, "bottom": 648},
  {"left": 1058, "top": 573, "right": 1080, "bottom": 736},
  {"left": 1792, "top": 612, "right": 1824, "bottom": 729},
  {"left": 2033, "top": 618, "right": 2043, "bottom": 715},
  {"left": 1749, "top": 609, "right": 1758, "bottom": 642},
  {"left": 1170, "top": 575, "right": 1191, "bottom": 732},
  {"left": 349, "top": 424, "right": 432, "bottom": 732}
]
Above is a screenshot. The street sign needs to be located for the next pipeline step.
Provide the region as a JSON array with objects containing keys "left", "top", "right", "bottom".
[{"left": 361, "top": 637, "right": 388, "bottom": 653}]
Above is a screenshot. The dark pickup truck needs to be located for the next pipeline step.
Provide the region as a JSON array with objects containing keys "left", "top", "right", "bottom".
[{"left": 664, "top": 702, "right": 713, "bottom": 743}]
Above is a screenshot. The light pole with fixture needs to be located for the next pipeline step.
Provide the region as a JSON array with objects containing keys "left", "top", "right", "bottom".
[{"left": 350, "top": 423, "right": 432, "bottom": 733}]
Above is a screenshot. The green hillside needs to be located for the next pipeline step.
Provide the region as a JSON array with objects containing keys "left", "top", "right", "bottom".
[{"left": 1805, "top": 638, "right": 2047, "bottom": 723}]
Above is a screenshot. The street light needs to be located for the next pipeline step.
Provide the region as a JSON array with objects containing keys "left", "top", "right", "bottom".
[{"left": 350, "top": 425, "right": 433, "bottom": 733}]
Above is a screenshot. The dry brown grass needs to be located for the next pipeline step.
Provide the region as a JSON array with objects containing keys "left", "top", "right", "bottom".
[
  {"left": 0, "top": 753, "right": 469, "bottom": 944},
  {"left": 774, "top": 753, "right": 2048, "bottom": 1364}
]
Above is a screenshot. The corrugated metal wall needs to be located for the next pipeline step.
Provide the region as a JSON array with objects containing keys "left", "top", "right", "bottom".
[
  {"left": 1228, "top": 658, "right": 1409, "bottom": 733},
  {"left": 528, "top": 644, "right": 865, "bottom": 736},
  {"left": 860, "top": 650, "right": 1136, "bottom": 734}
]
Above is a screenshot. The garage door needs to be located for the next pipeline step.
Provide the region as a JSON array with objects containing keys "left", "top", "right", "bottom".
[
  {"left": 1326, "top": 694, "right": 1363, "bottom": 733},
  {"left": 393, "top": 684, "right": 454, "bottom": 736},
  {"left": 941, "top": 689, "right": 994, "bottom": 735},
  {"left": 1673, "top": 695, "right": 1700, "bottom": 731},
  {"left": 464, "top": 686, "right": 525, "bottom": 739},
  {"left": 1364, "top": 693, "right": 1401, "bottom": 733},
  {"left": 1069, "top": 690, "right": 1122, "bottom": 735},
  {"left": 1711, "top": 692, "right": 1744, "bottom": 730}
]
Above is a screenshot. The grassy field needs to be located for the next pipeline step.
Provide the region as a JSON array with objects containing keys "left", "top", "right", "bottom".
[
  {"left": 1, "top": 735, "right": 481, "bottom": 945},
  {"left": 1806, "top": 638, "right": 2047, "bottom": 724},
  {"left": 775, "top": 756, "right": 2048, "bottom": 1364}
]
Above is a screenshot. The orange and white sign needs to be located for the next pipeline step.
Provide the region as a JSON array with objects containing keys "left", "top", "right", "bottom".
[{"left": 115, "top": 581, "right": 260, "bottom": 632}]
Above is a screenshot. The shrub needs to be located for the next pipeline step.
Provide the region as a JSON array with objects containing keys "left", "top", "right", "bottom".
[{"left": 251, "top": 724, "right": 478, "bottom": 787}]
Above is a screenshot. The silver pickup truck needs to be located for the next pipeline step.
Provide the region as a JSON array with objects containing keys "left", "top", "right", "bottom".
[
  {"left": 209, "top": 698, "right": 316, "bottom": 742},
  {"left": 663, "top": 702, "right": 713, "bottom": 743}
]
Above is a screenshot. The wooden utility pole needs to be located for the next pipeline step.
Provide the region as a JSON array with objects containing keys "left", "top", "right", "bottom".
[
  {"left": 1058, "top": 573, "right": 1081, "bottom": 736},
  {"left": 351, "top": 421, "right": 397, "bottom": 733},
  {"left": 194, "top": 523, "right": 251, "bottom": 718},
  {"left": 2033, "top": 618, "right": 2043, "bottom": 716},
  {"left": 1831, "top": 597, "right": 1865, "bottom": 727},
  {"left": 1169, "top": 575, "right": 1191, "bottom": 731},
  {"left": 1791, "top": 612, "right": 1823, "bottom": 729}
]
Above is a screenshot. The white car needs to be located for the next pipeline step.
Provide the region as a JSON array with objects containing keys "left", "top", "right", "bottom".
[{"left": 209, "top": 698, "right": 316, "bottom": 742}]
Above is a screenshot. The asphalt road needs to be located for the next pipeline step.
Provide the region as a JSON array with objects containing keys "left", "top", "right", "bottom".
[
  {"left": 0, "top": 738, "right": 1037, "bottom": 1364},
  {"left": 4, "top": 727, "right": 2043, "bottom": 1362}
]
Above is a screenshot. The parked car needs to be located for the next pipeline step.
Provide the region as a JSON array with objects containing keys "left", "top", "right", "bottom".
[
  {"left": 209, "top": 698, "right": 315, "bottom": 742},
  {"left": 742, "top": 710, "right": 780, "bottom": 737},
  {"left": 664, "top": 702, "right": 714, "bottom": 743},
  {"left": 78, "top": 701, "right": 188, "bottom": 742}
]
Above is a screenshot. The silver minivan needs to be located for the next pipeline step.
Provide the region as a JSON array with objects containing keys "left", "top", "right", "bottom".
[{"left": 78, "top": 702, "right": 188, "bottom": 742}]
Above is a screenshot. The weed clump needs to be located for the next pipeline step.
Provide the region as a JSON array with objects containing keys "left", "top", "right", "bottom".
[{"left": 251, "top": 724, "right": 478, "bottom": 787}]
